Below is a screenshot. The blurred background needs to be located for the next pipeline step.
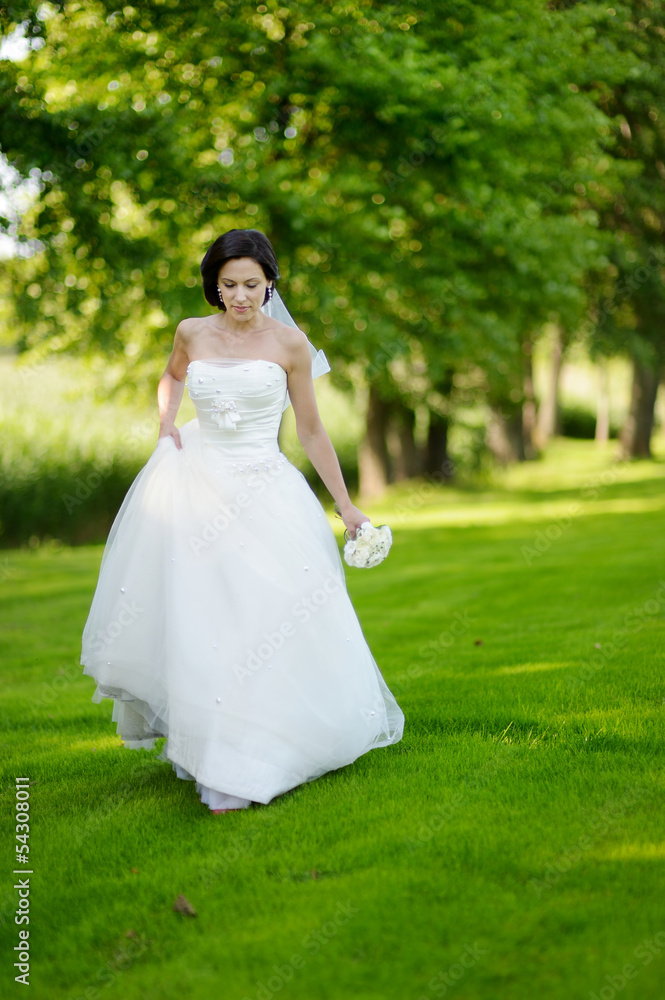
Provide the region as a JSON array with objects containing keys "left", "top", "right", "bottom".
[{"left": 1, "top": 0, "right": 664, "bottom": 547}]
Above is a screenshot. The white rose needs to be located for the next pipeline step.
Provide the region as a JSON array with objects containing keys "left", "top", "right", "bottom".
[{"left": 343, "top": 522, "right": 392, "bottom": 568}]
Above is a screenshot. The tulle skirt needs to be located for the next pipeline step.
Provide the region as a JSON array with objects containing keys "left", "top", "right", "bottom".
[{"left": 80, "top": 420, "right": 404, "bottom": 808}]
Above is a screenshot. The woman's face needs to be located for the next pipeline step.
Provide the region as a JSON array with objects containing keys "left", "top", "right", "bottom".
[{"left": 217, "top": 257, "right": 271, "bottom": 320}]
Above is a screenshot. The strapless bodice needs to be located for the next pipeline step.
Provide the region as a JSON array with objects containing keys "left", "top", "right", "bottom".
[{"left": 186, "top": 358, "right": 287, "bottom": 462}]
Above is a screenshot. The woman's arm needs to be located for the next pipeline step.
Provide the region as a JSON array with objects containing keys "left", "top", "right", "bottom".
[
  {"left": 287, "top": 335, "right": 369, "bottom": 539},
  {"left": 157, "top": 322, "right": 190, "bottom": 450}
]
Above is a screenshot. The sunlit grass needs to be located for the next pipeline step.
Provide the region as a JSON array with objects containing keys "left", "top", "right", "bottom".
[
  {"left": 1, "top": 439, "right": 664, "bottom": 999},
  {"left": 354, "top": 437, "right": 665, "bottom": 533}
]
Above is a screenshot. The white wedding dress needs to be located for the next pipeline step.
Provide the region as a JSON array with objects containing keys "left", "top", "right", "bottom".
[{"left": 80, "top": 354, "right": 404, "bottom": 810}]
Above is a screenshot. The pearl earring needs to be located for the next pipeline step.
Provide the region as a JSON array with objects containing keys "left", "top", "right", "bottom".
[
  {"left": 267, "top": 285, "right": 274, "bottom": 300},
  {"left": 216, "top": 284, "right": 224, "bottom": 306}
]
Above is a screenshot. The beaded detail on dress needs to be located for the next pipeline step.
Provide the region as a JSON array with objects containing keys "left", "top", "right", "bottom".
[
  {"left": 210, "top": 398, "right": 241, "bottom": 429},
  {"left": 225, "top": 453, "right": 289, "bottom": 476}
]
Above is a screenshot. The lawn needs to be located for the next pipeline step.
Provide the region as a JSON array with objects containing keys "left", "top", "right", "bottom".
[{"left": 1, "top": 438, "right": 664, "bottom": 1000}]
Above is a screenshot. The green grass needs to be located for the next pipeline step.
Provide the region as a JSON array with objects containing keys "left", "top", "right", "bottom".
[{"left": 1, "top": 439, "right": 665, "bottom": 1000}]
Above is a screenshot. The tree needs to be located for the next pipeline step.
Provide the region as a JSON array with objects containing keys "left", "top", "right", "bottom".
[
  {"left": 1, "top": 0, "right": 660, "bottom": 483},
  {"left": 572, "top": 0, "right": 665, "bottom": 457}
]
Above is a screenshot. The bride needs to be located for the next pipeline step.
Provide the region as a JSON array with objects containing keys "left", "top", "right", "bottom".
[{"left": 80, "top": 228, "right": 405, "bottom": 813}]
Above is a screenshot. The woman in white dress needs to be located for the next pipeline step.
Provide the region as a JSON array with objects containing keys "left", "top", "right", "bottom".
[{"left": 80, "top": 228, "right": 404, "bottom": 813}]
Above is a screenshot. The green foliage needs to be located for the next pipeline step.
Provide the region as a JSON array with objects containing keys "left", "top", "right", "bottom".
[
  {"left": 0, "top": 7, "right": 649, "bottom": 356},
  {"left": 1, "top": 0, "right": 663, "bottom": 454},
  {"left": 559, "top": 403, "right": 618, "bottom": 440},
  {"left": 0, "top": 354, "right": 156, "bottom": 544},
  {"left": 578, "top": 2, "right": 665, "bottom": 363}
]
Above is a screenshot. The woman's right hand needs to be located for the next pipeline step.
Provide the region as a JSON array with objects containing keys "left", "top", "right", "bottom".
[{"left": 158, "top": 423, "right": 182, "bottom": 450}]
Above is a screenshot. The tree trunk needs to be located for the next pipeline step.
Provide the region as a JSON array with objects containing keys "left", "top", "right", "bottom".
[
  {"left": 358, "top": 384, "right": 391, "bottom": 496},
  {"left": 424, "top": 410, "right": 453, "bottom": 479},
  {"left": 595, "top": 359, "right": 610, "bottom": 445},
  {"left": 535, "top": 324, "right": 564, "bottom": 447},
  {"left": 522, "top": 339, "right": 538, "bottom": 459},
  {"left": 487, "top": 405, "right": 526, "bottom": 463},
  {"left": 388, "top": 401, "right": 421, "bottom": 481},
  {"left": 618, "top": 359, "right": 661, "bottom": 459},
  {"left": 423, "top": 371, "right": 454, "bottom": 478}
]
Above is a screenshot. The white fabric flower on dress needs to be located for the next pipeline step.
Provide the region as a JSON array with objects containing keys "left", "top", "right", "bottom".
[
  {"left": 210, "top": 398, "right": 241, "bottom": 429},
  {"left": 343, "top": 522, "right": 392, "bottom": 569}
]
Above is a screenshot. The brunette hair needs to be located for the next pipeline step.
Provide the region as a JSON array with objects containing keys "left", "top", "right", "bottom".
[{"left": 200, "top": 229, "right": 280, "bottom": 310}]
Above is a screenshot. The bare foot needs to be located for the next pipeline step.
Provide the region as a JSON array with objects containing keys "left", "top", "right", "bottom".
[{"left": 211, "top": 807, "right": 242, "bottom": 814}]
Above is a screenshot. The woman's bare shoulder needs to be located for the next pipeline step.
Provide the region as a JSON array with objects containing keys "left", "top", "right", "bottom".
[
  {"left": 269, "top": 318, "right": 309, "bottom": 349},
  {"left": 266, "top": 320, "right": 309, "bottom": 370},
  {"left": 175, "top": 315, "right": 214, "bottom": 342}
]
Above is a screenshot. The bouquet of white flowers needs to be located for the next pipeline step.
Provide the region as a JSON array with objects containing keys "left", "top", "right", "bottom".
[{"left": 342, "top": 521, "right": 393, "bottom": 569}]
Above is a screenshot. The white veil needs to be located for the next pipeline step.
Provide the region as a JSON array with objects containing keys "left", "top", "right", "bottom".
[{"left": 261, "top": 287, "right": 331, "bottom": 411}]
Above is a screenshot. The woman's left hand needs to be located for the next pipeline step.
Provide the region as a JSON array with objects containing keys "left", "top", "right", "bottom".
[{"left": 338, "top": 503, "right": 372, "bottom": 539}]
